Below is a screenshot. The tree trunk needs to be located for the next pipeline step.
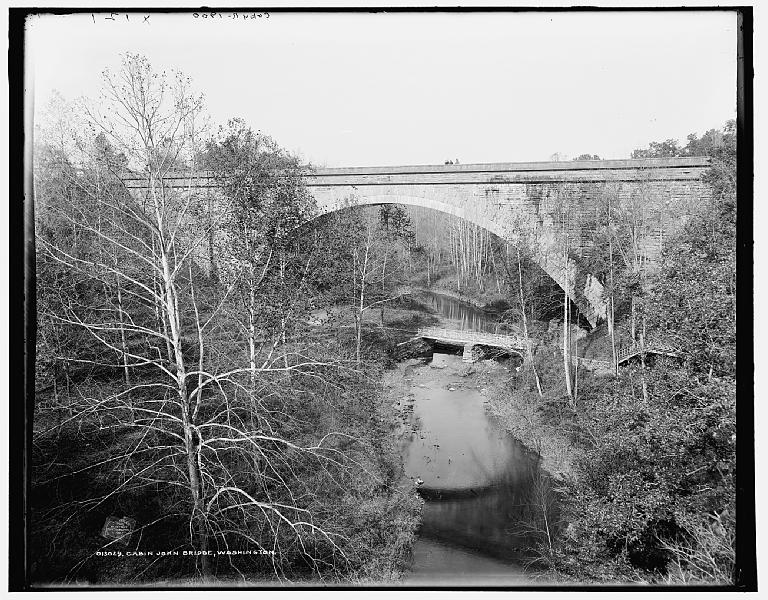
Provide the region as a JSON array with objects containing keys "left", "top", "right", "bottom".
[
  {"left": 608, "top": 237, "right": 618, "bottom": 377},
  {"left": 115, "top": 274, "right": 133, "bottom": 420},
  {"left": 631, "top": 297, "right": 637, "bottom": 342},
  {"left": 639, "top": 313, "right": 649, "bottom": 403},
  {"left": 183, "top": 416, "right": 211, "bottom": 578},
  {"left": 355, "top": 311, "right": 363, "bottom": 366},
  {"left": 608, "top": 299, "right": 618, "bottom": 377},
  {"left": 563, "top": 291, "right": 573, "bottom": 402},
  {"left": 207, "top": 190, "right": 218, "bottom": 282},
  {"left": 517, "top": 247, "right": 543, "bottom": 396},
  {"left": 561, "top": 202, "right": 574, "bottom": 403},
  {"left": 158, "top": 231, "right": 211, "bottom": 578},
  {"left": 356, "top": 238, "right": 371, "bottom": 367},
  {"left": 153, "top": 239, "right": 174, "bottom": 363},
  {"left": 249, "top": 286, "right": 257, "bottom": 388}
]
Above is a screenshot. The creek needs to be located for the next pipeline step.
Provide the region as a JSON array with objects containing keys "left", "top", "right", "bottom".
[
  {"left": 416, "top": 290, "right": 510, "bottom": 334},
  {"left": 399, "top": 291, "right": 555, "bottom": 585}
]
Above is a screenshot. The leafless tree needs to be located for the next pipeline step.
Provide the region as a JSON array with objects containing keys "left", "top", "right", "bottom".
[
  {"left": 35, "top": 54, "right": 355, "bottom": 580},
  {"left": 550, "top": 183, "right": 578, "bottom": 404},
  {"left": 347, "top": 207, "right": 410, "bottom": 365}
]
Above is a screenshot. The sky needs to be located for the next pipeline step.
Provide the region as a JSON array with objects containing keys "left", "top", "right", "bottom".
[{"left": 26, "top": 10, "right": 737, "bottom": 167}]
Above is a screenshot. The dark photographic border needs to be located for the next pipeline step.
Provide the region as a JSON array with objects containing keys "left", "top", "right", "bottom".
[{"left": 8, "top": 5, "right": 755, "bottom": 592}]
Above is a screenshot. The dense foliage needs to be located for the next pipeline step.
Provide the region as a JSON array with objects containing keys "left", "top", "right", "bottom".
[{"left": 550, "top": 123, "right": 737, "bottom": 583}]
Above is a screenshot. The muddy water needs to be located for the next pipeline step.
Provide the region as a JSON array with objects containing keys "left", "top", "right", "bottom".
[{"left": 399, "top": 293, "right": 551, "bottom": 585}]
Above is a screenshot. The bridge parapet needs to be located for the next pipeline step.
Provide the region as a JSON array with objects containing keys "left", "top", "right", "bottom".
[
  {"left": 118, "top": 157, "right": 710, "bottom": 189},
  {"left": 308, "top": 157, "right": 710, "bottom": 186}
]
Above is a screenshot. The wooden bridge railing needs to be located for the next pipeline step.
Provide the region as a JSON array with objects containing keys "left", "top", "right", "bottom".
[
  {"left": 573, "top": 338, "right": 681, "bottom": 372},
  {"left": 616, "top": 339, "right": 680, "bottom": 363}
]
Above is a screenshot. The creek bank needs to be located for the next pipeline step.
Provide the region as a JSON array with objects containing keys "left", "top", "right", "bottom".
[{"left": 482, "top": 372, "right": 576, "bottom": 483}]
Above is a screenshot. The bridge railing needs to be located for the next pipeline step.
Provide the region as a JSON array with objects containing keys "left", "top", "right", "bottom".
[
  {"left": 615, "top": 338, "right": 680, "bottom": 363},
  {"left": 561, "top": 338, "right": 680, "bottom": 372}
]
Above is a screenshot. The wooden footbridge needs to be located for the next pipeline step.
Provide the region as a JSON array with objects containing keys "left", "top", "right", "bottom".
[
  {"left": 415, "top": 327, "right": 528, "bottom": 362},
  {"left": 574, "top": 338, "right": 681, "bottom": 373},
  {"left": 617, "top": 339, "right": 680, "bottom": 363}
]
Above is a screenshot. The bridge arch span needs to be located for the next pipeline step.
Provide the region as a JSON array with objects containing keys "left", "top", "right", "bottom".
[
  {"left": 310, "top": 192, "right": 604, "bottom": 327},
  {"left": 314, "top": 193, "right": 503, "bottom": 236},
  {"left": 122, "top": 157, "right": 713, "bottom": 329}
]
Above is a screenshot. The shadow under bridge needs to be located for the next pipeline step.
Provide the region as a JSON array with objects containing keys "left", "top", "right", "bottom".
[{"left": 414, "top": 327, "right": 528, "bottom": 363}]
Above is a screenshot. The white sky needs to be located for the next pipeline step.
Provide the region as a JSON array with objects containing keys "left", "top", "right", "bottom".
[{"left": 26, "top": 10, "right": 737, "bottom": 167}]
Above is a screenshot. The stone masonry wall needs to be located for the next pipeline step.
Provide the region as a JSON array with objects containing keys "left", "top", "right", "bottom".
[{"left": 122, "top": 157, "right": 712, "bottom": 327}]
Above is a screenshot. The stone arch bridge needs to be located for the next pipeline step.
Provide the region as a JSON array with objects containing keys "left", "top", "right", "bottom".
[{"left": 121, "top": 157, "right": 710, "bottom": 328}]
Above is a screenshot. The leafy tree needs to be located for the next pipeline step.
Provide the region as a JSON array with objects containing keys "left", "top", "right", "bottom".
[
  {"left": 646, "top": 123, "right": 736, "bottom": 378},
  {"left": 556, "top": 122, "right": 737, "bottom": 583},
  {"left": 562, "top": 369, "right": 735, "bottom": 581},
  {"left": 203, "top": 117, "right": 316, "bottom": 380},
  {"left": 631, "top": 139, "right": 683, "bottom": 159},
  {"left": 631, "top": 120, "right": 735, "bottom": 162}
]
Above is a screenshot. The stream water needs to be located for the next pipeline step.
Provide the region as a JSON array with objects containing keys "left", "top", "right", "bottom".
[
  {"left": 400, "top": 292, "right": 553, "bottom": 585},
  {"left": 416, "top": 291, "right": 509, "bottom": 334}
]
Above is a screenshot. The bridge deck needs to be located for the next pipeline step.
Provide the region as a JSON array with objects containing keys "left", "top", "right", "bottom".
[
  {"left": 119, "top": 156, "right": 710, "bottom": 189},
  {"left": 416, "top": 327, "right": 526, "bottom": 350}
]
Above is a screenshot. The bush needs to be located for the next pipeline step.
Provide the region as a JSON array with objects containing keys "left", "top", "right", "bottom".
[{"left": 555, "top": 366, "right": 735, "bottom": 582}]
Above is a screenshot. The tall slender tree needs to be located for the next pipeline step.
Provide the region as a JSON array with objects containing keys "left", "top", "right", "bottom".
[{"left": 36, "top": 56, "right": 349, "bottom": 580}]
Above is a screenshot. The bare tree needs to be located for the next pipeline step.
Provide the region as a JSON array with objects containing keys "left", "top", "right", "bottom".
[
  {"left": 551, "top": 184, "right": 576, "bottom": 403},
  {"left": 36, "top": 55, "right": 352, "bottom": 581},
  {"left": 498, "top": 224, "right": 544, "bottom": 396},
  {"left": 347, "top": 207, "right": 410, "bottom": 365}
]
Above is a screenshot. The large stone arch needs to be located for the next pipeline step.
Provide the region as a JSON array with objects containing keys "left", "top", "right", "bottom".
[
  {"left": 123, "top": 157, "right": 716, "bottom": 328},
  {"left": 310, "top": 192, "right": 607, "bottom": 327}
]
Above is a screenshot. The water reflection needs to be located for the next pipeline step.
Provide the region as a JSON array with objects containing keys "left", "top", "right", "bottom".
[
  {"left": 416, "top": 292, "right": 509, "bottom": 334},
  {"left": 420, "top": 486, "right": 536, "bottom": 561},
  {"left": 403, "top": 356, "right": 554, "bottom": 566}
]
